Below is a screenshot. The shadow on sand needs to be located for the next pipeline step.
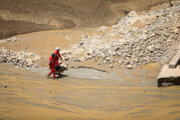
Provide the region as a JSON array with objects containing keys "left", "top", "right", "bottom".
[
  {"left": 48, "top": 74, "right": 68, "bottom": 80},
  {"left": 57, "top": 74, "right": 68, "bottom": 79}
]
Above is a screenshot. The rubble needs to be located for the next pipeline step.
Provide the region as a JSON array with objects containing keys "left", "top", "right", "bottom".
[
  {"left": 0, "top": 48, "right": 39, "bottom": 69},
  {"left": 61, "top": 1, "right": 180, "bottom": 68},
  {"left": 98, "top": 26, "right": 107, "bottom": 32},
  {"left": 0, "top": 36, "right": 17, "bottom": 43}
]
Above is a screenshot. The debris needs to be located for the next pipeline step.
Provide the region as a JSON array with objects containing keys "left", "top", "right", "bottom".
[
  {"left": 0, "top": 36, "right": 17, "bottom": 43},
  {"left": 0, "top": 48, "right": 37, "bottom": 69},
  {"left": 60, "top": 1, "right": 180, "bottom": 69}
]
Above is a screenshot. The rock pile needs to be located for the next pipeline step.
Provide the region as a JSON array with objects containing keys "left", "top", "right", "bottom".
[
  {"left": 62, "top": 1, "right": 180, "bottom": 69},
  {"left": 0, "top": 48, "right": 39, "bottom": 69},
  {"left": 0, "top": 36, "right": 17, "bottom": 43}
]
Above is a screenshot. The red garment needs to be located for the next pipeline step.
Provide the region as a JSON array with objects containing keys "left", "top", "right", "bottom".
[
  {"left": 54, "top": 50, "right": 62, "bottom": 66},
  {"left": 48, "top": 69, "right": 56, "bottom": 79},
  {"left": 54, "top": 50, "right": 62, "bottom": 61},
  {"left": 48, "top": 56, "right": 56, "bottom": 79},
  {"left": 55, "top": 59, "right": 60, "bottom": 66},
  {"left": 49, "top": 56, "right": 55, "bottom": 68}
]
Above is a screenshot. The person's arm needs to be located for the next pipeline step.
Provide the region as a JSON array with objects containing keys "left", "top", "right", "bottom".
[{"left": 58, "top": 52, "right": 62, "bottom": 59}]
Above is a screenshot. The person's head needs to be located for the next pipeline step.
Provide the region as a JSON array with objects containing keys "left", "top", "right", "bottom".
[
  {"left": 56, "top": 47, "right": 60, "bottom": 51},
  {"left": 52, "top": 53, "right": 56, "bottom": 59}
]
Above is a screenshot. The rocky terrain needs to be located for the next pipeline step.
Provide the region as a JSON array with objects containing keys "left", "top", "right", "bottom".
[
  {"left": 61, "top": 1, "right": 180, "bottom": 69},
  {"left": 0, "top": 1, "right": 180, "bottom": 70},
  {"left": 0, "top": 48, "right": 39, "bottom": 69},
  {"left": 0, "top": 36, "right": 17, "bottom": 43}
]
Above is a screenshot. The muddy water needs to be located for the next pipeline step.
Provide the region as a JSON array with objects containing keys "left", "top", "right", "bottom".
[{"left": 0, "top": 64, "right": 180, "bottom": 120}]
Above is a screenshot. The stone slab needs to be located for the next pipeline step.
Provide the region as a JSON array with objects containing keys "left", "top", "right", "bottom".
[
  {"left": 158, "top": 64, "right": 180, "bottom": 87},
  {"left": 169, "top": 54, "right": 180, "bottom": 68},
  {"left": 158, "top": 64, "right": 180, "bottom": 78}
]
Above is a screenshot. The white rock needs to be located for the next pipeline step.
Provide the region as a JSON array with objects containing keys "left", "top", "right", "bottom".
[{"left": 110, "top": 64, "right": 113, "bottom": 68}]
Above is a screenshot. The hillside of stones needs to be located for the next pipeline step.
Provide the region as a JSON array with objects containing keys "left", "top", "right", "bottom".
[{"left": 61, "top": 1, "right": 180, "bottom": 69}]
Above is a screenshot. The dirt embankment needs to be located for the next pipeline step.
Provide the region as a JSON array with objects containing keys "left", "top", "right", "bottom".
[{"left": 0, "top": 0, "right": 170, "bottom": 39}]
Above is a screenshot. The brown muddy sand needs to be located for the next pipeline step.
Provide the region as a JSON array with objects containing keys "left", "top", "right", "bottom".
[{"left": 0, "top": 64, "right": 180, "bottom": 120}]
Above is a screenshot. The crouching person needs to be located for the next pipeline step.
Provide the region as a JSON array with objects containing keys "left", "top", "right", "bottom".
[{"left": 55, "top": 57, "right": 61, "bottom": 76}]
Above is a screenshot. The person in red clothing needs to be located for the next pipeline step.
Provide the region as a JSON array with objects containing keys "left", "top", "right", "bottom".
[
  {"left": 54, "top": 47, "right": 63, "bottom": 62},
  {"left": 47, "top": 53, "right": 56, "bottom": 79},
  {"left": 54, "top": 47, "right": 63, "bottom": 75}
]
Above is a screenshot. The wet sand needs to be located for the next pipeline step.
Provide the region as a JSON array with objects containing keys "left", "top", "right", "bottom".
[{"left": 0, "top": 64, "right": 180, "bottom": 120}]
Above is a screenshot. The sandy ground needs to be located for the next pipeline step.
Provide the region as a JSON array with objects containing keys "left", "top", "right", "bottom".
[
  {"left": 0, "top": 28, "right": 99, "bottom": 67},
  {"left": 0, "top": 64, "right": 180, "bottom": 120}
]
